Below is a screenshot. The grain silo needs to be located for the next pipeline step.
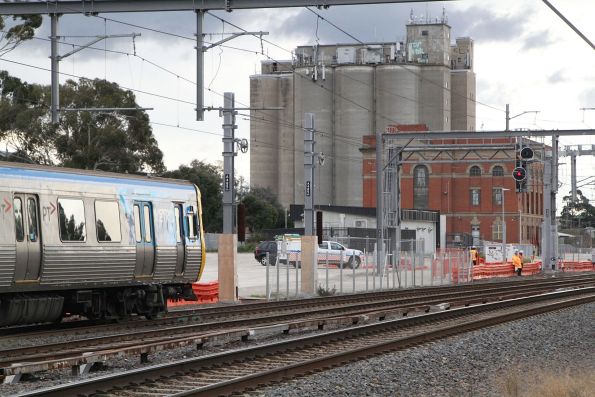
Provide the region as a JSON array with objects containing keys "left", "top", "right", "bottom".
[
  {"left": 375, "top": 64, "right": 420, "bottom": 132},
  {"left": 334, "top": 65, "right": 374, "bottom": 206},
  {"left": 292, "top": 66, "right": 335, "bottom": 206},
  {"left": 250, "top": 16, "right": 475, "bottom": 210}
]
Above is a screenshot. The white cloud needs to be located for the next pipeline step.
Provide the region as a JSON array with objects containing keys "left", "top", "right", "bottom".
[{"left": 0, "top": 0, "right": 594, "bottom": 203}]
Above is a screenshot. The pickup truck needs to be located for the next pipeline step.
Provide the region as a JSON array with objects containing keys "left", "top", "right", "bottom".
[{"left": 317, "top": 241, "right": 364, "bottom": 269}]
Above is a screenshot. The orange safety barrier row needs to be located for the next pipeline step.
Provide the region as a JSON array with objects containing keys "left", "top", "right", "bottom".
[
  {"left": 561, "top": 261, "right": 594, "bottom": 272},
  {"left": 472, "top": 263, "right": 515, "bottom": 280},
  {"left": 167, "top": 281, "right": 219, "bottom": 308}
]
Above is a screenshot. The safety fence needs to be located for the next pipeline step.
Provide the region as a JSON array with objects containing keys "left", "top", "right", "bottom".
[
  {"left": 167, "top": 281, "right": 219, "bottom": 307},
  {"left": 561, "top": 261, "right": 594, "bottom": 272}
]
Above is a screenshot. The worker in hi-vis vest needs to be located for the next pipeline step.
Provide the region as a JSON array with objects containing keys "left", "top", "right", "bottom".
[
  {"left": 512, "top": 250, "right": 523, "bottom": 276},
  {"left": 470, "top": 246, "right": 479, "bottom": 266}
]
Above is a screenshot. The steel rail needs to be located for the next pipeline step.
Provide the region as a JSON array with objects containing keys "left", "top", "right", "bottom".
[
  {"left": 16, "top": 288, "right": 595, "bottom": 397},
  {"left": 2, "top": 274, "right": 592, "bottom": 340},
  {"left": 2, "top": 276, "right": 591, "bottom": 366}
]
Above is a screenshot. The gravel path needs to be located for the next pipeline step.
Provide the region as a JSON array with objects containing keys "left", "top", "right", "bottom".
[
  {"left": 2, "top": 302, "right": 593, "bottom": 397},
  {"left": 248, "top": 302, "right": 594, "bottom": 397}
]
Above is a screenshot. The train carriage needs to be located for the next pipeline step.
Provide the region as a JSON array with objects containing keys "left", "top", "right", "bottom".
[{"left": 0, "top": 161, "right": 206, "bottom": 326}]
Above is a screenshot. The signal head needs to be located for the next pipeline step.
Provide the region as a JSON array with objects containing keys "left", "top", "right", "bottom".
[
  {"left": 520, "top": 147, "right": 533, "bottom": 160},
  {"left": 512, "top": 167, "right": 527, "bottom": 181}
]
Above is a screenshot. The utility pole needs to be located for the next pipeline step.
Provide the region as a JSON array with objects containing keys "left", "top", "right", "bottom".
[
  {"left": 219, "top": 92, "right": 239, "bottom": 302},
  {"left": 375, "top": 129, "right": 384, "bottom": 277},
  {"left": 302, "top": 113, "right": 318, "bottom": 295}
]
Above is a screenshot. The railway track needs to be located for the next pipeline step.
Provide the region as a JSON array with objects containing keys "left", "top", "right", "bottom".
[
  {"left": 2, "top": 274, "right": 592, "bottom": 343},
  {"left": 1, "top": 275, "right": 593, "bottom": 384},
  {"left": 14, "top": 287, "right": 595, "bottom": 397}
]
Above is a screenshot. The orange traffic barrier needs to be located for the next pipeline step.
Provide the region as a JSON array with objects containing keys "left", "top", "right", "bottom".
[
  {"left": 167, "top": 281, "right": 219, "bottom": 308},
  {"left": 562, "top": 261, "right": 594, "bottom": 272}
]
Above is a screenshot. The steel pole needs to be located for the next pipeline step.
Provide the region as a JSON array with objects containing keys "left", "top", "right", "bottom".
[
  {"left": 50, "top": 14, "right": 60, "bottom": 124},
  {"left": 196, "top": 10, "right": 204, "bottom": 121},
  {"left": 222, "top": 92, "right": 236, "bottom": 234}
]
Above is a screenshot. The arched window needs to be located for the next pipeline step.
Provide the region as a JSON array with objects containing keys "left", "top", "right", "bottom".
[
  {"left": 492, "top": 166, "right": 504, "bottom": 176},
  {"left": 470, "top": 166, "right": 481, "bottom": 176},
  {"left": 413, "top": 165, "right": 429, "bottom": 209}
]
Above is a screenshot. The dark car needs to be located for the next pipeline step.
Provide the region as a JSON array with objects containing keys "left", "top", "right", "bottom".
[{"left": 254, "top": 241, "right": 277, "bottom": 266}]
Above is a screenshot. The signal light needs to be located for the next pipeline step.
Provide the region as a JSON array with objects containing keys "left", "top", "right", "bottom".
[
  {"left": 512, "top": 167, "right": 526, "bottom": 181},
  {"left": 520, "top": 147, "right": 533, "bottom": 160}
]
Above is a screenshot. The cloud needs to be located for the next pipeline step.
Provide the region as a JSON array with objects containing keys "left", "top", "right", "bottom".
[
  {"left": 579, "top": 87, "right": 595, "bottom": 106},
  {"left": 522, "top": 30, "right": 554, "bottom": 50},
  {"left": 548, "top": 70, "right": 566, "bottom": 84},
  {"left": 446, "top": 6, "right": 527, "bottom": 42}
]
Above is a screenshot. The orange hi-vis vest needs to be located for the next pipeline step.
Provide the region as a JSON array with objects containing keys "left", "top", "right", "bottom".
[{"left": 512, "top": 254, "right": 522, "bottom": 270}]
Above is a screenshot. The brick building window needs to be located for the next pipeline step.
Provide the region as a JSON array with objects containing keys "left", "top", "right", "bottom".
[
  {"left": 492, "top": 220, "right": 503, "bottom": 241},
  {"left": 470, "top": 166, "right": 481, "bottom": 176},
  {"left": 413, "top": 165, "right": 429, "bottom": 209},
  {"left": 470, "top": 188, "right": 480, "bottom": 206},
  {"left": 493, "top": 188, "right": 503, "bottom": 205},
  {"left": 492, "top": 166, "right": 504, "bottom": 176}
]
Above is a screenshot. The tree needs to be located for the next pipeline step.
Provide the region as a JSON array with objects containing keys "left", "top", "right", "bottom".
[
  {"left": 240, "top": 186, "right": 289, "bottom": 232},
  {"left": 0, "top": 71, "right": 54, "bottom": 164},
  {"left": 163, "top": 160, "right": 223, "bottom": 233},
  {"left": 560, "top": 190, "right": 595, "bottom": 229},
  {"left": 0, "top": 15, "right": 42, "bottom": 57},
  {"left": 56, "top": 78, "right": 164, "bottom": 173},
  {"left": 0, "top": 72, "right": 165, "bottom": 173}
]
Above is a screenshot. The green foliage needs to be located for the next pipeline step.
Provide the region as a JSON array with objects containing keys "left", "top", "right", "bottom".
[
  {"left": 0, "top": 15, "right": 42, "bottom": 56},
  {"left": 0, "top": 72, "right": 165, "bottom": 173},
  {"left": 239, "top": 186, "right": 291, "bottom": 232},
  {"left": 57, "top": 79, "right": 164, "bottom": 173},
  {"left": 237, "top": 242, "right": 256, "bottom": 253},
  {"left": 163, "top": 160, "right": 223, "bottom": 233},
  {"left": 560, "top": 190, "right": 595, "bottom": 228},
  {"left": 317, "top": 285, "right": 337, "bottom": 296}
]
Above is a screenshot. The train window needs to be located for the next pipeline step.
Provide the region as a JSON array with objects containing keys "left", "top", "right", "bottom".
[
  {"left": 133, "top": 205, "right": 142, "bottom": 243},
  {"left": 186, "top": 213, "right": 199, "bottom": 240},
  {"left": 58, "top": 198, "right": 86, "bottom": 242},
  {"left": 95, "top": 201, "right": 122, "bottom": 242},
  {"left": 174, "top": 206, "right": 182, "bottom": 243},
  {"left": 14, "top": 198, "right": 24, "bottom": 242},
  {"left": 27, "top": 198, "right": 38, "bottom": 242},
  {"left": 143, "top": 205, "right": 152, "bottom": 243}
]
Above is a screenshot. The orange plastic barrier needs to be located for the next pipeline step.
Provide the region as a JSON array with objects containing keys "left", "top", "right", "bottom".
[
  {"left": 167, "top": 281, "right": 219, "bottom": 308},
  {"left": 562, "top": 261, "right": 594, "bottom": 272},
  {"left": 472, "top": 263, "right": 515, "bottom": 280}
]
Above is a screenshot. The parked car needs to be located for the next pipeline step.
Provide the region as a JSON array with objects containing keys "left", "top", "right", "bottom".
[
  {"left": 318, "top": 241, "right": 364, "bottom": 269},
  {"left": 254, "top": 241, "right": 277, "bottom": 266}
]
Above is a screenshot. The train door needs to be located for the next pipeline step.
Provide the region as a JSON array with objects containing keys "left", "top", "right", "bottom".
[
  {"left": 174, "top": 204, "right": 186, "bottom": 275},
  {"left": 13, "top": 194, "right": 41, "bottom": 281},
  {"left": 133, "top": 202, "right": 155, "bottom": 277}
]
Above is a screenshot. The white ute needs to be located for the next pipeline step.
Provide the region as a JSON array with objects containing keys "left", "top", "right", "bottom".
[
  {"left": 276, "top": 235, "right": 364, "bottom": 268},
  {"left": 318, "top": 241, "right": 364, "bottom": 268}
]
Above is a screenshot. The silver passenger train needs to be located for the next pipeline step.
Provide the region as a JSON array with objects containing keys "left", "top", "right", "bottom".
[{"left": 0, "top": 161, "right": 206, "bottom": 326}]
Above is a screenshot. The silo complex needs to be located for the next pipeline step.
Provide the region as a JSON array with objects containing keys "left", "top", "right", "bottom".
[
  {"left": 334, "top": 66, "right": 374, "bottom": 206},
  {"left": 250, "top": 18, "right": 475, "bottom": 209},
  {"left": 375, "top": 64, "right": 420, "bottom": 132}
]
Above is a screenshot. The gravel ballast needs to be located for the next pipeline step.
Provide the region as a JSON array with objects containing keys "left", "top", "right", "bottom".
[
  {"left": 249, "top": 303, "right": 594, "bottom": 397},
  {"left": 1, "top": 302, "right": 593, "bottom": 397}
]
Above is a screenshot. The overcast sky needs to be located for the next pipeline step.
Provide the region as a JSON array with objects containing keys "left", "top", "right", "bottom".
[{"left": 1, "top": 0, "right": 594, "bottom": 206}]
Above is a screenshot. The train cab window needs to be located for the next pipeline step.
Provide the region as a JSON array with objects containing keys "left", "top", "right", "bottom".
[
  {"left": 95, "top": 201, "right": 122, "bottom": 242},
  {"left": 174, "top": 206, "right": 182, "bottom": 243},
  {"left": 58, "top": 198, "right": 86, "bottom": 242},
  {"left": 14, "top": 198, "right": 24, "bottom": 242},
  {"left": 185, "top": 207, "right": 199, "bottom": 240},
  {"left": 27, "top": 198, "right": 38, "bottom": 242},
  {"left": 133, "top": 205, "right": 142, "bottom": 243},
  {"left": 143, "top": 205, "right": 152, "bottom": 243}
]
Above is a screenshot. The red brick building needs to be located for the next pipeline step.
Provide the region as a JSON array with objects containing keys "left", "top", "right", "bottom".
[{"left": 362, "top": 125, "right": 544, "bottom": 248}]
